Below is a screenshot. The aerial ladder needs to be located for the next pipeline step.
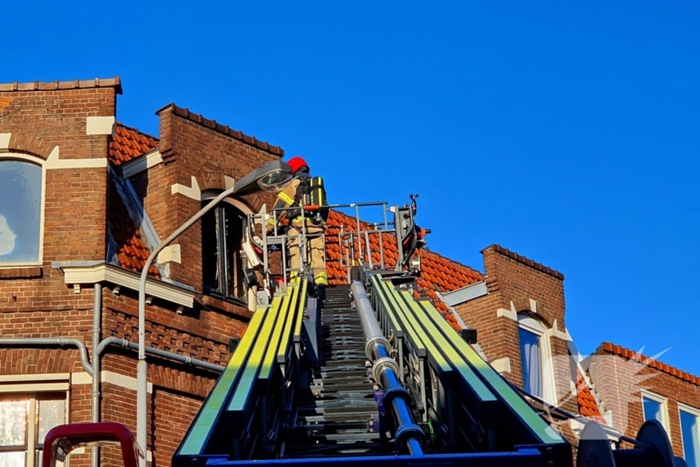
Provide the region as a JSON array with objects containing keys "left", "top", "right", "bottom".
[{"left": 44, "top": 197, "right": 686, "bottom": 467}]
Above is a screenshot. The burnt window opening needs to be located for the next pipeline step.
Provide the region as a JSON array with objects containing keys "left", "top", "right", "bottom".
[{"left": 202, "top": 202, "right": 247, "bottom": 303}]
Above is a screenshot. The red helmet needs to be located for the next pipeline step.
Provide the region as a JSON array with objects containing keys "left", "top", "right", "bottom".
[{"left": 287, "top": 156, "right": 309, "bottom": 175}]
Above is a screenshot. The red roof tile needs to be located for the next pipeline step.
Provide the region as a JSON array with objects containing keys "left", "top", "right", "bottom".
[
  {"left": 109, "top": 123, "right": 159, "bottom": 166},
  {"left": 108, "top": 179, "right": 159, "bottom": 278},
  {"left": 0, "top": 77, "right": 122, "bottom": 94},
  {"left": 576, "top": 371, "right": 606, "bottom": 422},
  {"left": 600, "top": 342, "right": 700, "bottom": 386},
  {"left": 156, "top": 104, "right": 284, "bottom": 156},
  {"left": 325, "top": 208, "right": 483, "bottom": 324},
  {"left": 484, "top": 244, "right": 564, "bottom": 280}
]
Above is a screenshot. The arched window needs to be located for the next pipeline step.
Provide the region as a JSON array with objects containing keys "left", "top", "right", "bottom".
[
  {"left": 518, "top": 314, "right": 557, "bottom": 404},
  {"left": 0, "top": 157, "right": 44, "bottom": 266},
  {"left": 201, "top": 199, "right": 247, "bottom": 303}
]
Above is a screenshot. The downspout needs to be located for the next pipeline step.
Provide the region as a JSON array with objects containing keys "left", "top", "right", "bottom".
[{"left": 91, "top": 283, "right": 102, "bottom": 467}]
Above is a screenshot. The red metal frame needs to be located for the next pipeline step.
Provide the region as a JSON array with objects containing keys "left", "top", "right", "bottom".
[{"left": 42, "top": 422, "right": 141, "bottom": 467}]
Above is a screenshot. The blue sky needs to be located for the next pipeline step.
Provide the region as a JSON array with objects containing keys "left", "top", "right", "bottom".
[{"left": 2, "top": 1, "right": 699, "bottom": 375}]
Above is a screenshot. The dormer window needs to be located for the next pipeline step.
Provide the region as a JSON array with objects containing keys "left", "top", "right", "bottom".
[
  {"left": 201, "top": 201, "right": 246, "bottom": 303},
  {"left": 518, "top": 315, "right": 557, "bottom": 404},
  {"left": 0, "top": 158, "right": 43, "bottom": 267}
]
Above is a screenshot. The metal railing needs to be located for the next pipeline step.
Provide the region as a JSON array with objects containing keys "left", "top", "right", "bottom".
[{"left": 245, "top": 201, "right": 401, "bottom": 289}]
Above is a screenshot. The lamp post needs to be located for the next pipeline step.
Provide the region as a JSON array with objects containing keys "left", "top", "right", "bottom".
[{"left": 136, "top": 160, "right": 291, "bottom": 467}]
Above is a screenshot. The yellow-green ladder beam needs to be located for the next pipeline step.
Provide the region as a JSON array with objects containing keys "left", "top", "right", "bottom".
[
  {"left": 370, "top": 275, "right": 407, "bottom": 381},
  {"left": 406, "top": 291, "right": 565, "bottom": 446},
  {"left": 176, "top": 302, "right": 271, "bottom": 458},
  {"left": 395, "top": 289, "right": 498, "bottom": 420}
]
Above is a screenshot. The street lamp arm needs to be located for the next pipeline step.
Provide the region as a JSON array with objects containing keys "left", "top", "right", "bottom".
[
  {"left": 138, "top": 184, "right": 236, "bottom": 352},
  {"left": 133, "top": 159, "right": 292, "bottom": 467},
  {"left": 136, "top": 185, "right": 235, "bottom": 466}
]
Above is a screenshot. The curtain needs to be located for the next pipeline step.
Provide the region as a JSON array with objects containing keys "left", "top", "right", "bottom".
[{"left": 519, "top": 327, "right": 542, "bottom": 398}]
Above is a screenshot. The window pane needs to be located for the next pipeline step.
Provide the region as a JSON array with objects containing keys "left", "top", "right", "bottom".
[
  {"left": 202, "top": 206, "right": 222, "bottom": 294},
  {"left": 0, "top": 452, "right": 25, "bottom": 467},
  {"left": 38, "top": 399, "right": 65, "bottom": 445},
  {"left": 36, "top": 449, "right": 64, "bottom": 467},
  {"left": 0, "top": 160, "right": 42, "bottom": 264},
  {"left": 643, "top": 396, "right": 664, "bottom": 424},
  {"left": 224, "top": 205, "right": 245, "bottom": 299},
  {"left": 202, "top": 203, "right": 247, "bottom": 301},
  {"left": 0, "top": 400, "right": 27, "bottom": 446},
  {"left": 681, "top": 410, "right": 700, "bottom": 467},
  {"left": 518, "top": 327, "right": 542, "bottom": 397}
]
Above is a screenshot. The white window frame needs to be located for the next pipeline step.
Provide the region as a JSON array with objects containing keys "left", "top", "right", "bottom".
[
  {"left": 679, "top": 402, "right": 700, "bottom": 467},
  {"left": 517, "top": 315, "right": 557, "bottom": 405},
  {"left": 0, "top": 153, "right": 46, "bottom": 268},
  {"left": 0, "top": 377, "right": 70, "bottom": 467},
  {"left": 641, "top": 389, "right": 670, "bottom": 435}
]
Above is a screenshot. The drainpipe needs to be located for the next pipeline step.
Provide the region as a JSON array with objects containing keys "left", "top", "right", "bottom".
[
  {"left": 0, "top": 338, "right": 93, "bottom": 376},
  {"left": 91, "top": 284, "right": 102, "bottom": 467},
  {"left": 97, "top": 337, "right": 224, "bottom": 373}
]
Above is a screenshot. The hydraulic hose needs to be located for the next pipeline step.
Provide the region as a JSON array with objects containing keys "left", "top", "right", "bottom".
[{"left": 351, "top": 280, "right": 425, "bottom": 455}]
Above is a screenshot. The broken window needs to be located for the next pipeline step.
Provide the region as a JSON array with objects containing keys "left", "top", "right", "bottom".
[{"left": 202, "top": 202, "right": 246, "bottom": 303}]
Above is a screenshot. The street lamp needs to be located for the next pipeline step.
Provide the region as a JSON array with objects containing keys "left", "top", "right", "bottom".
[{"left": 136, "top": 160, "right": 292, "bottom": 467}]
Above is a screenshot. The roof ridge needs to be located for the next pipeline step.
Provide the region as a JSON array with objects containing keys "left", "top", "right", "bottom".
[
  {"left": 599, "top": 341, "right": 700, "bottom": 386},
  {"left": 116, "top": 122, "right": 159, "bottom": 142},
  {"left": 483, "top": 244, "right": 564, "bottom": 280},
  {"left": 0, "top": 77, "right": 122, "bottom": 94},
  {"left": 155, "top": 103, "right": 284, "bottom": 156}
]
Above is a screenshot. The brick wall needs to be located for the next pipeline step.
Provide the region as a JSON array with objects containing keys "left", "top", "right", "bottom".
[
  {"left": 0, "top": 87, "right": 116, "bottom": 160},
  {"left": 589, "top": 348, "right": 700, "bottom": 458},
  {"left": 455, "top": 245, "right": 577, "bottom": 413},
  {"left": 0, "top": 82, "right": 272, "bottom": 467},
  {"left": 1, "top": 84, "right": 117, "bottom": 309},
  {"left": 135, "top": 105, "right": 280, "bottom": 292}
]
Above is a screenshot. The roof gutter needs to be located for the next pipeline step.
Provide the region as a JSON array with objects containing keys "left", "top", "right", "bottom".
[
  {"left": 54, "top": 262, "right": 195, "bottom": 309},
  {"left": 439, "top": 280, "right": 488, "bottom": 307}
]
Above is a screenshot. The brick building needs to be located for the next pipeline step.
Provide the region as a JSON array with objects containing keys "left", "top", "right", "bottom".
[
  {"left": 0, "top": 78, "right": 284, "bottom": 466},
  {"left": 1, "top": 77, "right": 697, "bottom": 466},
  {"left": 586, "top": 343, "right": 700, "bottom": 464}
]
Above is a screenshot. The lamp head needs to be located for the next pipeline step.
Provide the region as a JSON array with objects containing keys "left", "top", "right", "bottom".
[{"left": 232, "top": 160, "right": 293, "bottom": 195}]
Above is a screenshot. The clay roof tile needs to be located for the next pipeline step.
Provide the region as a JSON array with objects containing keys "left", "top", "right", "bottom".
[
  {"left": 599, "top": 341, "right": 700, "bottom": 388},
  {"left": 108, "top": 123, "right": 159, "bottom": 166}
]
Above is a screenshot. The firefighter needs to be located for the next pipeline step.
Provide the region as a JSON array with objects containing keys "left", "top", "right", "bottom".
[{"left": 267, "top": 156, "right": 328, "bottom": 291}]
